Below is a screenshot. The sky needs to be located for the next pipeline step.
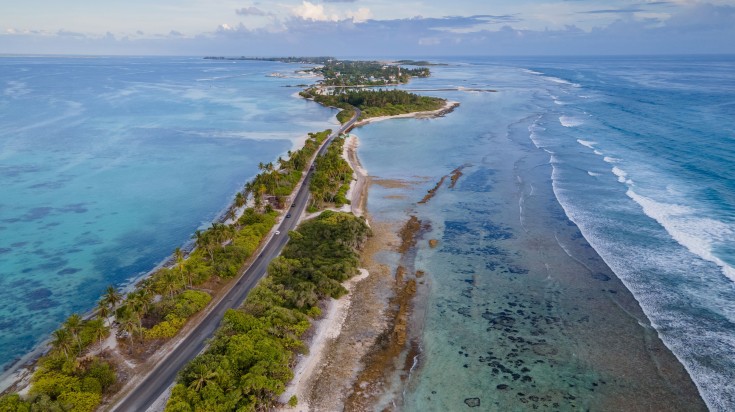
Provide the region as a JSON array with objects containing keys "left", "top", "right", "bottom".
[{"left": 1, "top": 0, "right": 734, "bottom": 56}]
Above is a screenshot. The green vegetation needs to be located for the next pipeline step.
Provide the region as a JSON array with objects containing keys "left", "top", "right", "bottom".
[
  {"left": 393, "top": 59, "right": 447, "bottom": 66},
  {"left": 0, "top": 316, "right": 114, "bottom": 412},
  {"left": 204, "top": 56, "right": 335, "bottom": 64},
  {"left": 313, "top": 60, "right": 429, "bottom": 86},
  {"left": 165, "top": 211, "right": 371, "bottom": 411},
  {"left": 0, "top": 208, "right": 277, "bottom": 412},
  {"left": 201, "top": 57, "right": 431, "bottom": 86},
  {"left": 2, "top": 55, "right": 445, "bottom": 411},
  {"left": 0, "top": 122, "right": 341, "bottom": 410},
  {"left": 310, "top": 135, "right": 353, "bottom": 209},
  {"left": 301, "top": 88, "right": 445, "bottom": 122},
  {"left": 244, "top": 129, "right": 331, "bottom": 209}
]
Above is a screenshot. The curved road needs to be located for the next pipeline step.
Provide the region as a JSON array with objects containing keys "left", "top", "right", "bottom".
[{"left": 109, "top": 107, "right": 360, "bottom": 412}]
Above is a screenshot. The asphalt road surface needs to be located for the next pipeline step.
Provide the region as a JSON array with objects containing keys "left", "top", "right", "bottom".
[{"left": 109, "top": 108, "right": 360, "bottom": 412}]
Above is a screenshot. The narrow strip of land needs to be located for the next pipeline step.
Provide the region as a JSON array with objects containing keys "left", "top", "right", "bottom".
[
  {"left": 323, "top": 86, "right": 496, "bottom": 92},
  {"left": 109, "top": 109, "right": 360, "bottom": 412}
]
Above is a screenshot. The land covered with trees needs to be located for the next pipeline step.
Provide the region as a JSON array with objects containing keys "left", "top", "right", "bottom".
[
  {"left": 309, "top": 135, "right": 353, "bottom": 210},
  {"left": 0, "top": 56, "right": 445, "bottom": 412},
  {"left": 203, "top": 57, "right": 430, "bottom": 86},
  {"left": 0, "top": 207, "right": 277, "bottom": 412},
  {"left": 164, "top": 211, "right": 371, "bottom": 411},
  {"left": 0, "top": 125, "right": 342, "bottom": 412},
  {"left": 203, "top": 56, "right": 334, "bottom": 65},
  {"left": 245, "top": 129, "right": 331, "bottom": 209},
  {"left": 300, "top": 88, "right": 445, "bottom": 123},
  {"left": 311, "top": 60, "right": 429, "bottom": 86}
]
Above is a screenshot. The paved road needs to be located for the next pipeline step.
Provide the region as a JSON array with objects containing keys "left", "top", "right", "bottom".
[{"left": 109, "top": 108, "right": 360, "bottom": 412}]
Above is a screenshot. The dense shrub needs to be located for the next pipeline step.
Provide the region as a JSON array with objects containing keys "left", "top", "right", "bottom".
[{"left": 165, "top": 212, "right": 371, "bottom": 411}]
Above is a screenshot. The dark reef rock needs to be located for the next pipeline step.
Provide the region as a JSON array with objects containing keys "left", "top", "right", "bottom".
[{"left": 464, "top": 398, "right": 481, "bottom": 407}]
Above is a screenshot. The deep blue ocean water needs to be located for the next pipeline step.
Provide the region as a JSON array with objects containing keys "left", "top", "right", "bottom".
[
  {"left": 354, "top": 55, "right": 734, "bottom": 410},
  {"left": 0, "top": 56, "right": 337, "bottom": 373}
]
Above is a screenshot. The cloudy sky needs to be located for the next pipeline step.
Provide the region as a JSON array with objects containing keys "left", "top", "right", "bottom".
[{"left": 1, "top": 0, "right": 734, "bottom": 55}]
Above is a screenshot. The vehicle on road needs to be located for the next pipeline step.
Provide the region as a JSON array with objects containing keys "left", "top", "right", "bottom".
[
  {"left": 286, "top": 214, "right": 291, "bottom": 218},
  {"left": 275, "top": 231, "right": 280, "bottom": 235}
]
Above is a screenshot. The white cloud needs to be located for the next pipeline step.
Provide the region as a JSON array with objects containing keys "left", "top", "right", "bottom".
[
  {"left": 291, "top": 1, "right": 370, "bottom": 22},
  {"left": 348, "top": 7, "right": 372, "bottom": 23},
  {"left": 292, "top": 1, "right": 338, "bottom": 21}
]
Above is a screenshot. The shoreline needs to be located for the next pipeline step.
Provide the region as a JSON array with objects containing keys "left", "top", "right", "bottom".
[
  {"left": 353, "top": 100, "right": 460, "bottom": 128},
  {"left": 284, "top": 98, "right": 707, "bottom": 411},
  {"left": 277, "top": 268, "right": 369, "bottom": 410},
  {"left": 278, "top": 133, "right": 369, "bottom": 410}
]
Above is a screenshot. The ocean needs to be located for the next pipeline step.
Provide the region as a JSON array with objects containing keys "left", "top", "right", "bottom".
[
  {"left": 354, "top": 56, "right": 734, "bottom": 410},
  {"left": 1, "top": 55, "right": 733, "bottom": 410},
  {"left": 0, "top": 56, "right": 337, "bottom": 373}
]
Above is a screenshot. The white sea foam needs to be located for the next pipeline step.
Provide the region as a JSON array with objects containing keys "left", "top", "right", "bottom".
[
  {"left": 4, "top": 81, "right": 30, "bottom": 98},
  {"left": 528, "top": 119, "right": 544, "bottom": 149},
  {"left": 627, "top": 190, "right": 735, "bottom": 282},
  {"left": 611, "top": 166, "right": 633, "bottom": 184},
  {"left": 594, "top": 150, "right": 604, "bottom": 156},
  {"left": 544, "top": 76, "right": 581, "bottom": 88},
  {"left": 577, "top": 139, "right": 596, "bottom": 149},
  {"left": 559, "top": 115, "right": 584, "bottom": 127},
  {"left": 522, "top": 69, "right": 543, "bottom": 76},
  {"left": 587, "top": 171, "right": 601, "bottom": 177},
  {"left": 550, "top": 163, "right": 735, "bottom": 412},
  {"left": 603, "top": 156, "right": 620, "bottom": 163}
]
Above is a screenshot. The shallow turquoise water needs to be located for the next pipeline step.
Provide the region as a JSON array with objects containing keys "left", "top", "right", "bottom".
[
  {"left": 0, "top": 56, "right": 337, "bottom": 370},
  {"left": 355, "top": 56, "right": 734, "bottom": 410}
]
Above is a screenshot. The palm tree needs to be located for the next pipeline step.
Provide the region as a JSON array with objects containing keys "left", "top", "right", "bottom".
[
  {"left": 97, "top": 300, "right": 110, "bottom": 321},
  {"left": 118, "top": 315, "right": 139, "bottom": 351},
  {"left": 87, "top": 318, "right": 109, "bottom": 343},
  {"left": 183, "top": 264, "right": 195, "bottom": 288},
  {"left": 174, "top": 247, "right": 185, "bottom": 284},
  {"left": 64, "top": 314, "right": 83, "bottom": 352},
  {"left": 128, "top": 296, "right": 146, "bottom": 331},
  {"left": 51, "top": 328, "right": 73, "bottom": 359},
  {"left": 102, "top": 286, "right": 122, "bottom": 311},
  {"left": 234, "top": 192, "right": 246, "bottom": 209},
  {"left": 193, "top": 230, "right": 216, "bottom": 261},
  {"left": 189, "top": 364, "right": 218, "bottom": 391},
  {"left": 174, "top": 247, "right": 184, "bottom": 270},
  {"left": 210, "top": 222, "right": 232, "bottom": 249},
  {"left": 162, "top": 269, "right": 183, "bottom": 298}
]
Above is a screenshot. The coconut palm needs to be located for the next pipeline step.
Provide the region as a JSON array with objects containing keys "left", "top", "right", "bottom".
[
  {"left": 234, "top": 192, "right": 246, "bottom": 208},
  {"left": 128, "top": 299, "right": 145, "bottom": 331},
  {"left": 193, "top": 230, "right": 216, "bottom": 261},
  {"left": 183, "top": 264, "right": 195, "bottom": 288},
  {"left": 97, "top": 300, "right": 110, "bottom": 320},
  {"left": 51, "top": 328, "right": 73, "bottom": 359},
  {"left": 119, "top": 316, "right": 139, "bottom": 351},
  {"left": 189, "top": 364, "right": 218, "bottom": 392},
  {"left": 174, "top": 247, "right": 184, "bottom": 270},
  {"left": 87, "top": 318, "right": 109, "bottom": 343},
  {"left": 64, "top": 314, "right": 83, "bottom": 351},
  {"left": 102, "top": 286, "right": 122, "bottom": 311},
  {"left": 162, "top": 269, "right": 183, "bottom": 298}
]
